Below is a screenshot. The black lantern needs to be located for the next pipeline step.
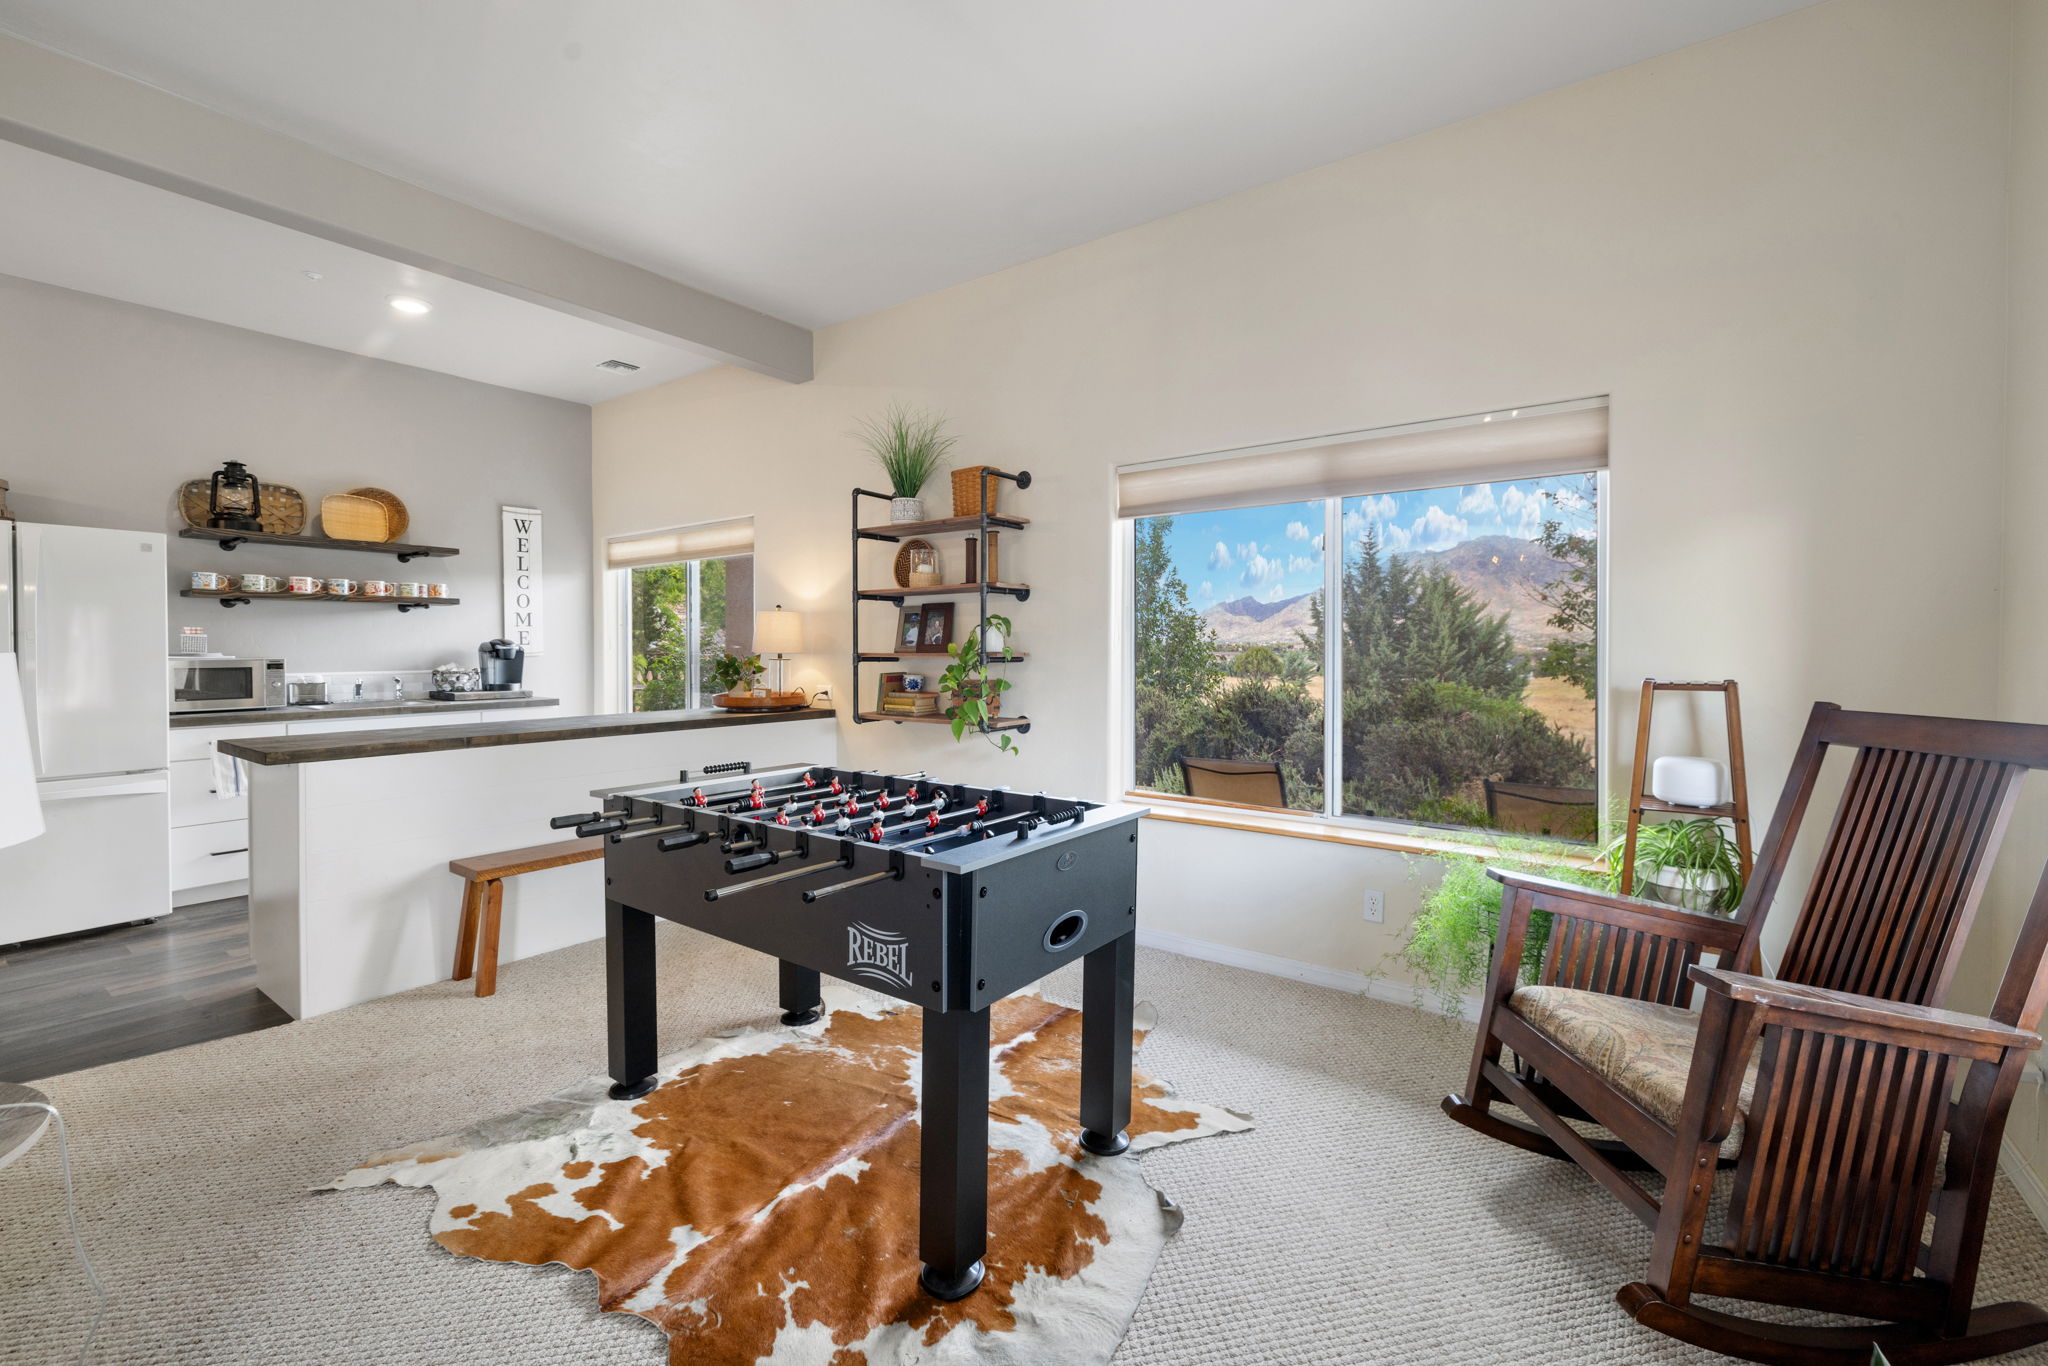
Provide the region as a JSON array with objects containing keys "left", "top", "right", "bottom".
[{"left": 206, "top": 461, "right": 264, "bottom": 532}]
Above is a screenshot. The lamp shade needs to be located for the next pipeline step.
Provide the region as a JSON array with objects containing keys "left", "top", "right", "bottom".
[
  {"left": 754, "top": 607, "right": 804, "bottom": 656},
  {"left": 0, "top": 654, "right": 44, "bottom": 851}
]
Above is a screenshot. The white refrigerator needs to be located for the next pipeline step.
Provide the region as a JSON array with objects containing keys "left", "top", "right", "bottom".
[{"left": 0, "top": 520, "right": 171, "bottom": 943}]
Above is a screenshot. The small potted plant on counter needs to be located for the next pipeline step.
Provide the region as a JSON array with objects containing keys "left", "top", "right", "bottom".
[
  {"left": 855, "top": 402, "right": 956, "bottom": 523},
  {"left": 937, "top": 615, "right": 1018, "bottom": 753}
]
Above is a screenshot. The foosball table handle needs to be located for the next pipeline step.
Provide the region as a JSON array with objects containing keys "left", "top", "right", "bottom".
[
  {"left": 576, "top": 816, "right": 628, "bottom": 838},
  {"left": 656, "top": 831, "right": 713, "bottom": 853},
  {"left": 551, "top": 809, "right": 613, "bottom": 830}
]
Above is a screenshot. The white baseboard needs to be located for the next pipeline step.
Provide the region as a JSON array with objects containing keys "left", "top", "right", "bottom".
[
  {"left": 2003, "top": 1139, "right": 2048, "bottom": 1237},
  {"left": 1134, "top": 925, "right": 1479, "bottom": 1022}
]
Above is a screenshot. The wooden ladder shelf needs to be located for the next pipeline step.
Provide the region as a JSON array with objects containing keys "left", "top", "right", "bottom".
[{"left": 1618, "top": 678, "right": 1753, "bottom": 896}]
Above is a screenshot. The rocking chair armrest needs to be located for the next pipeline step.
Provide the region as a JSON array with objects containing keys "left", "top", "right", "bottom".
[
  {"left": 1486, "top": 868, "right": 1746, "bottom": 952},
  {"left": 1688, "top": 968, "right": 2044, "bottom": 1056}
]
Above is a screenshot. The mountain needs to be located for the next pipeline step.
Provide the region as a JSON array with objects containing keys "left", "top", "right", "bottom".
[
  {"left": 1395, "top": 534, "right": 1571, "bottom": 643},
  {"left": 1201, "top": 590, "right": 1319, "bottom": 647}
]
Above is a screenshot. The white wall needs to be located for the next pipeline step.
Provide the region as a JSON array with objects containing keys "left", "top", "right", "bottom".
[
  {"left": 1991, "top": 0, "right": 2048, "bottom": 1224},
  {"left": 594, "top": 0, "right": 2014, "bottom": 990},
  {"left": 0, "top": 273, "right": 594, "bottom": 705}
]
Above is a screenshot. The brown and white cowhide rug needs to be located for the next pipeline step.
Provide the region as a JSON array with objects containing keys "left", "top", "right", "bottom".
[{"left": 326, "top": 987, "right": 1251, "bottom": 1365}]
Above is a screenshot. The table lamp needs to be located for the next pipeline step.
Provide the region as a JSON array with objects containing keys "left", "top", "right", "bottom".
[
  {"left": 0, "top": 653, "right": 44, "bottom": 850},
  {"left": 754, "top": 606, "right": 804, "bottom": 696}
]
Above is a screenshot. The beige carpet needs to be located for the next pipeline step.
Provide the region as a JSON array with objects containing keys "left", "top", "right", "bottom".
[{"left": 2, "top": 926, "right": 2045, "bottom": 1365}]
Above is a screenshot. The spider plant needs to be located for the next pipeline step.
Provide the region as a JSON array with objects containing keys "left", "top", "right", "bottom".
[
  {"left": 854, "top": 403, "right": 956, "bottom": 499},
  {"left": 1607, "top": 815, "right": 1744, "bottom": 913}
]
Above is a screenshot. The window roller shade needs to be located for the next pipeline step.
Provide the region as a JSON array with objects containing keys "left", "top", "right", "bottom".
[
  {"left": 1116, "top": 403, "right": 1607, "bottom": 520},
  {"left": 606, "top": 517, "right": 754, "bottom": 570}
]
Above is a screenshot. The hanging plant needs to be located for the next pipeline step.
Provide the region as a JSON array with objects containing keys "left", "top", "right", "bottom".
[
  {"left": 936, "top": 615, "right": 1019, "bottom": 754},
  {"left": 1399, "top": 832, "right": 1610, "bottom": 1015}
]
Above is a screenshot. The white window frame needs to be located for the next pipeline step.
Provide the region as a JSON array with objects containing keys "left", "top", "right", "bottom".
[
  {"left": 610, "top": 556, "right": 749, "bottom": 713},
  {"left": 1115, "top": 430, "right": 1609, "bottom": 843}
]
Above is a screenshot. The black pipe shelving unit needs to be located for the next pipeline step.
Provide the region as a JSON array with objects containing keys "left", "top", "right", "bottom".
[{"left": 851, "top": 468, "right": 1031, "bottom": 732}]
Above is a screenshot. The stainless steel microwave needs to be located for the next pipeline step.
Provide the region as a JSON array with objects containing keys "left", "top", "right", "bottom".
[{"left": 169, "top": 657, "right": 287, "bottom": 713}]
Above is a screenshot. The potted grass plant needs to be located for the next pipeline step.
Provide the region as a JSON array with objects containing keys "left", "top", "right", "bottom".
[
  {"left": 855, "top": 402, "right": 957, "bottom": 522},
  {"left": 1610, "top": 815, "right": 1744, "bottom": 913}
]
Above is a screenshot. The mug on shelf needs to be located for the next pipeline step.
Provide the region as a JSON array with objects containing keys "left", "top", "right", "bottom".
[
  {"left": 426, "top": 583, "right": 451, "bottom": 598},
  {"left": 902, "top": 675, "right": 926, "bottom": 692},
  {"left": 395, "top": 581, "right": 427, "bottom": 598},
  {"left": 285, "top": 576, "right": 321, "bottom": 595},
  {"left": 323, "top": 578, "right": 356, "bottom": 597},
  {"left": 190, "top": 571, "right": 229, "bottom": 591},
  {"left": 361, "top": 580, "right": 395, "bottom": 598},
  {"left": 235, "top": 573, "right": 275, "bottom": 593}
]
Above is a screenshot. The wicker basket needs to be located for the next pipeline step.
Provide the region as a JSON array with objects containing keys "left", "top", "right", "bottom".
[
  {"left": 320, "top": 493, "right": 389, "bottom": 542},
  {"left": 178, "top": 479, "right": 307, "bottom": 535},
  {"left": 344, "top": 487, "right": 409, "bottom": 542},
  {"left": 951, "top": 465, "right": 1001, "bottom": 518}
]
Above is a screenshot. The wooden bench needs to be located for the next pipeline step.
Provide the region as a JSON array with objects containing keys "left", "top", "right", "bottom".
[{"left": 448, "top": 836, "right": 604, "bottom": 997}]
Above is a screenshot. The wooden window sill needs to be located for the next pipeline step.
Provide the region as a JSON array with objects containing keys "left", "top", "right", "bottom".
[{"left": 1128, "top": 791, "right": 1600, "bottom": 869}]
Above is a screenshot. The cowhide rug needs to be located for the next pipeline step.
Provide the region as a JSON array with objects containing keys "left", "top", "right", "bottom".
[{"left": 326, "top": 987, "right": 1251, "bottom": 1365}]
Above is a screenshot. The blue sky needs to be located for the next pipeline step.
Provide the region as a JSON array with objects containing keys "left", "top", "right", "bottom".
[{"left": 1146, "top": 475, "right": 1594, "bottom": 612}]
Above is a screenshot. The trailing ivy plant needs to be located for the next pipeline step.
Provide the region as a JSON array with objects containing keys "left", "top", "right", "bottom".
[
  {"left": 1399, "top": 833, "right": 1609, "bottom": 1016},
  {"left": 706, "top": 650, "right": 764, "bottom": 697},
  {"left": 937, "top": 615, "right": 1019, "bottom": 754}
]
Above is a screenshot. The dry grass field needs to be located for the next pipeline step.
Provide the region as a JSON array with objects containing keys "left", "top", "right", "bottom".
[{"left": 1524, "top": 675, "right": 1596, "bottom": 749}]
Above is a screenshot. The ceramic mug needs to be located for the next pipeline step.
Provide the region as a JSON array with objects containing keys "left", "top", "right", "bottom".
[
  {"left": 361, "top": 580, "right": 394, "bottom": 597},
  {"left": 426, "top": 583, "right": 451, "bottom": 598},
  {"left": 902, "top": 675, "right": 925, "bottom": 692},
  {"left": 236, "top": 573, "right": 274, "bottom": 593},
  {"left": 395, "top": 581, "right": 427, "bottom": 598},
  {"left": 323, "top": 578, "right": 356, "bottom": 597},
  {"left": 285, "top": 575, "right": 321, "bottom": 595},
  {"left": 190, "top": 571, "right": 229, "bottom": 591}
]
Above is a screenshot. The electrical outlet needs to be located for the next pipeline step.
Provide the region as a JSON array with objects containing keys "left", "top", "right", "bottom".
[
  {"left": 811, "top": 687, "right": 832, "bottom": 705},
  {"left": 1361, "top": 889, "right": 1385, "bottom": 924}
]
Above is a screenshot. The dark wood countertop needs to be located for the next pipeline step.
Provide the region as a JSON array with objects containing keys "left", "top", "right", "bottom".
[
  {"left": 218, "top": 707, "right": 836, "bottom": 765},
  {"left": 170, "top": 696, "right": 559, "bottom": 729}
]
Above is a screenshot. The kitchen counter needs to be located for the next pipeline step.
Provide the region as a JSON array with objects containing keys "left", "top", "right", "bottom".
[
  {"left": 171, "top": 695, "right": 559, "bottom": 729},
  {"left": 220, "top": 706, "right": 832, "bottom": 765}
]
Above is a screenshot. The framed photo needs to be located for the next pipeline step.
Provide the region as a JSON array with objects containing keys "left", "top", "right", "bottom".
[
  {"left": 920, "top": 602, "right": 955, "bottom": 652},
  {"left": 896, "top": 607, "right": 924, "bottom": 653}
]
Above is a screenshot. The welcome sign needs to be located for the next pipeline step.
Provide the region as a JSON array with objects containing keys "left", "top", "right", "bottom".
[{"left": 500, "top": 505, "right": 543, "bottom": 654}]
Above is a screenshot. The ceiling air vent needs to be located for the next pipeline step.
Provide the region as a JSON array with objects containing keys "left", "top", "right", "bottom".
[{"left": 595, "top": 358, "right": 641, "bottom": 373}]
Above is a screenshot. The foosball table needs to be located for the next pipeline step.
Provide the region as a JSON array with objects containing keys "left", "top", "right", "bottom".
[{"left": 551, "top": 760, "right": 1146, "bottom": 1301}]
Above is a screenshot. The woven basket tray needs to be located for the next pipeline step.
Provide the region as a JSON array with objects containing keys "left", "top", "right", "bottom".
[
  {"left": 320, "top": 493, "right": 388, "bottom": 542},
  {"left": 951, "top": 465, "right": 1001, "bottom": 518},
  {"left": 177, "top": 479, "right": 307, "bottom": 536},
  {"left": 343, "top": 487, "right": 409, "bottom": 542}
]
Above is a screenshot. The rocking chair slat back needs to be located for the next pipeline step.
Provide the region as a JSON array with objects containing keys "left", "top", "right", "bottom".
[
  {"left": 1542, "top": 914, "right": 1702, "bottom": 1006},
  {"left": 1776, "top": 743, "right": 2023, "bottom": 1007},
  {"left": 1727, "top": 1024, "right": 1956, "bottom": 1281}
]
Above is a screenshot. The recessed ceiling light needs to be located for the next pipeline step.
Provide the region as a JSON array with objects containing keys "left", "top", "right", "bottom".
[
  {"left": 387, "top": 295, "right": 432, "bottom": 315},
  {"left": 302, "top": 270, "right": 324, "bottom": 281}
]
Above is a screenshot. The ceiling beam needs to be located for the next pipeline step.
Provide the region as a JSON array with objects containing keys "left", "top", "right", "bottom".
[{"left": 0, "top": 33, "right": 812, "bottom": 383}]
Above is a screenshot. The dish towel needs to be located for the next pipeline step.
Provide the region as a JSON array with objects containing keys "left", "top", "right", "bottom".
[{"left": 210, "top": 742, "right": 247, "bottom": 800}]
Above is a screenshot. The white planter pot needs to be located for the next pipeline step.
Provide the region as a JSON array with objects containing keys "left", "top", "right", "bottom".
[
  {"left": 890, "top": 497, "right": 926, "bottom": 523},
  {"left": 981, "top": 624, "right": 1006, "bottom": 654},
  {"left": 1643, "top": 865, "right": 1727, "bottom": 913}
]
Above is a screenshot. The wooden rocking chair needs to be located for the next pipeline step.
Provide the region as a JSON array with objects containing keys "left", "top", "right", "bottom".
[{"left": 1444, "top": 703, "right": 2048, "bottom": 1365}]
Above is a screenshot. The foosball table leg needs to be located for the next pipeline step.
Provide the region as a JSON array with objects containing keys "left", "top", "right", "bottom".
[
  {"left": 1078, "top": 930, "right": 1135, "bottom": 1156},
  {"left": 917, "top": 1005, "right": 990, "bottom": 1301},
  {"left": 777, "top": 959, "right": 823, "bottom": 1026},
  {"left": 607, "top": 900, "right": 659, "bottom": 1101}
]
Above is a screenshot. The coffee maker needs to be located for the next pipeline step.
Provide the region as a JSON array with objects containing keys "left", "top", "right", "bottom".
[{"left": 478, "top": 639, "right": 526, "bottom": 692}]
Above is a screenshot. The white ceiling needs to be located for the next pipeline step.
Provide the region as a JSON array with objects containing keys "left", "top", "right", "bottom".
[
  {"left": 0, "top": 0, "right": 1817, "bottom": 336},
  {"left": 0, "top": 140, "right": 719, "bottom": 403}
]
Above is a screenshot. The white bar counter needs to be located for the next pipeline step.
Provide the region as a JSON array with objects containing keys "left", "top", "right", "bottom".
[{"left": 220, "top": 707, "right": 837, "bottom": 1018}]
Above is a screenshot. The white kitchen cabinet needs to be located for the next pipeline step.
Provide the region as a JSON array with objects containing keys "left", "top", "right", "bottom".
[
  {"left": 169, "top": 720, "right": 285, "bottom": 905},
  {"left": 172, "top": 820, "right": 250, "bottom": 891}
]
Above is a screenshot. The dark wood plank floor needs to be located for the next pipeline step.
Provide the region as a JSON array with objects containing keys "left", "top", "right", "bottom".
[{"left": 0, "top": 897, "right": 292, "bottom": 1082}]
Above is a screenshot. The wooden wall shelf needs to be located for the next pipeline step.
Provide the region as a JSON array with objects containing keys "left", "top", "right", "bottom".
[
  {"left": 181, "top": 588, "right": 457, "bottom": 612},
  {"left": 857, "top": 652, "right": 1027, "bottom": 663},
  {"left": 856, "top": 711, "right": 1031, "bottom": 731},
  {"left": 856, "top": 582, "right": 1029, "bottom": 602},
  {"left": 856, "top": 512, "right": 1030, "bottom": 539},
  {"left": 179, "top": 526, "right": 458, "bottom": 562}
]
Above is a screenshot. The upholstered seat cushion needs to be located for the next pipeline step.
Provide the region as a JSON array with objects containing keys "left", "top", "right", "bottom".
[{"left": 1508, "top": 985, "right": 1760, "bottom": 1157}]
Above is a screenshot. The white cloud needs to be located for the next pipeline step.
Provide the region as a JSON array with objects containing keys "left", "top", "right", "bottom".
[
  {"left": 1240, "top": 552, "right": 1284, "bottom": 586},
  {"left": 1410, "top": 505, "right": 1469, "bottom": 551},
  {"left": 1312, "top": 533, "right": 1324, "bottom": 552},
  {"left": 1285, "top": 520, "right": 1313, "bottom": 542},
  {"left": 1207, "top": 541, "right": 1233, "bottom": 570},
  {"left": 1500, "top": 486, "right": 1544, "bottom": 538},
  {"left": 1199, "top": 581, "right": 1213, "bottom": 600},
  {"left": 1236, "top": 540, "right": 1261, "bottom": 563},
  {"left": 1456, "top": 485, "right": 1496, "bottom": 517},
  {"left": 1379, "top": 522, "right": 1413, "bottom": 552},
  {"left": 1286, "top": 554, "right": 1318, "bottom": 575}
]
